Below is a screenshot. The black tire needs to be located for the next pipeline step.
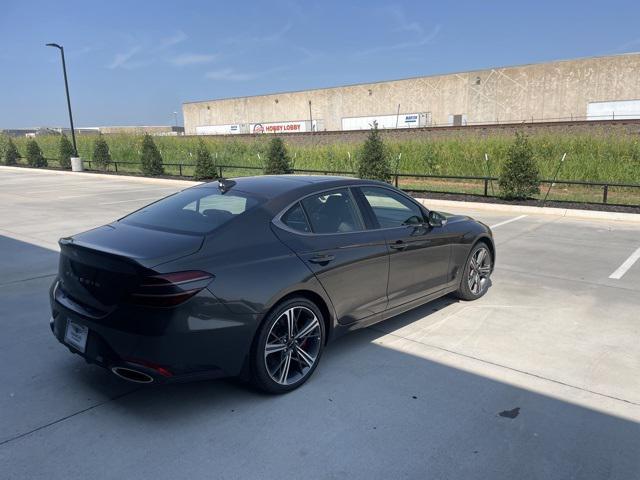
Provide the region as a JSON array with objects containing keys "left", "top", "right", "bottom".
[
  {"left": 251, "top": 297, "right": 325, "bottom": 394},
  {"left": 455, "top": 242, "right": 493, "bottom": 301}
]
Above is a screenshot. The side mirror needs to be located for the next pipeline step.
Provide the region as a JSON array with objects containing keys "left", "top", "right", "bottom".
[{"left": 428, "top": 210, "right": 447, "bottom": 228}]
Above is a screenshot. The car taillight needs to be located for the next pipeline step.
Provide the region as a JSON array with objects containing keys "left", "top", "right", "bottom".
[{"left": 130, "top": 270, "right": 214, "bottom": 307}]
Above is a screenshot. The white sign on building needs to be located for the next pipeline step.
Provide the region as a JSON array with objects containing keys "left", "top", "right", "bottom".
[
  {"left": 195, "top": 124, "right": 243, "bottom": 135},
  {"left": 341, "top": 113, "right": 430, "bottom": 131},
  {"left": 587, "top": 100, "right": 640, "bottom": 120},
  {"left": 249, "top": 120, "right": 317, "bottom": 134}
]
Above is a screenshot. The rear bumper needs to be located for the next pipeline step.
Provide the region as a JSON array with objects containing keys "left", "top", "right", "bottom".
[{"left": 49, "top": 279, "right": 259, "bottom": 383}]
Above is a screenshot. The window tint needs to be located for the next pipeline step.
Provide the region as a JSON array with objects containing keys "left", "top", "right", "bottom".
[
  {"left": 281, "top": 203, "right": 311, "bottom": 233},
  {"left": 301, "top": 188, "right": 363, "bottom": 234},
  {"left": 360, "top": 186, "right": 424, "bottom": 228},
  {"left": 121, "top": 187, "right": 262, "bottom": 234}
]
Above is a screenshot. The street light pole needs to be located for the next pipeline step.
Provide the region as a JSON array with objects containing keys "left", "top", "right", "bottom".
[{"left": 46, "top": 43, "right": 77, "bottom": 156}]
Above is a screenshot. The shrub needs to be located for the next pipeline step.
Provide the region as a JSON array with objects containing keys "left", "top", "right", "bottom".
[
  {"left": 357, "top": 124, "right": 391, "bottom": 182},
  {"left": 58, "top": 134, "right": 75, "bottom": 169},
  {"left": 264, "top": 137, "right": 292, "bottom": 174},
  {"left": 92, "top": 135, "right": 112, "bottom": 171},
  {"left": 26, "top": 139, "right": 47, "bottom": 168},
  {"left": 499, "top": 131, "right": 540, "bottom": 200},
  {"left": 193, "top": 139, "right": 217, "bottom": 180},
  {"left": 139, "top": 134, "right": 164, "bottom": 176},
  {"left": 4, "top": 137, "right": 20, "bottom": 166}
]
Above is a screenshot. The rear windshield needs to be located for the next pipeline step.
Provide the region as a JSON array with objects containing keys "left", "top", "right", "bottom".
[{"left": 120, "top": 187, "right": 264, "bottom": 234}]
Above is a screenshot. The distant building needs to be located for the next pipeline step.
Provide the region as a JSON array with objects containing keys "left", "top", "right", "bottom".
[
  {"left": 95, "top": 125, "right": 184, "bottom": 136},
  {"left": 1, "top": 128, "right": 39, "bottom": 137},
  {"left": 183, "top": 52, "right": 640, "bottom": 135},
  {"left": 1, "top": 126, "right": 184, "bottom": 137}
]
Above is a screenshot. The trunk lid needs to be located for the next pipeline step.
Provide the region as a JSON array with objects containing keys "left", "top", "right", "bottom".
[{"left": 57, "top": 223, "right": 204, "bottom": 314}]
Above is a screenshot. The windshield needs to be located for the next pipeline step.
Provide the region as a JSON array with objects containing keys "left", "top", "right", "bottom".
[{"left": 120, "top": 187, "right": 264, "bottom": 234}]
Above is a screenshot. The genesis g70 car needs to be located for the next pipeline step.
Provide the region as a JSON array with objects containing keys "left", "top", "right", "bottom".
[{"left": 50, "top": 175, "right": 494, "bottom": 393}]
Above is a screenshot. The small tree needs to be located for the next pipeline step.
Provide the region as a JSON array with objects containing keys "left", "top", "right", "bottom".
[
  {"left": 264, "top": 137, "right": 292, "bottom": 174},
  {"left": 92, "top": 135, "right": 112, "bottom": 171},
  {"left": 193, "top": 139, "right": 217, "bottom": 180},
  {"left": 499, "top": 131, "right": 540, "bottom": 200},
  {"left": 58, "top": 134, "right": 75, "bottom": 169},
  {"left": 26, "top": 139, "right": 47, "bottom": 168},
  {"left": 4, "top": 137, "right": 19, "bottom": 166},
  {"left": 357, "top": 124, "right": 391, "bottom": 183},
  {"left": 139, "top": 134, "right": 164, "bottom": 176}
]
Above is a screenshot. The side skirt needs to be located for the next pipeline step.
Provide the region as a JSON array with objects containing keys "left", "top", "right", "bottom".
[{"left": 331, "top": 286, "right": 458, "bottom": 339}]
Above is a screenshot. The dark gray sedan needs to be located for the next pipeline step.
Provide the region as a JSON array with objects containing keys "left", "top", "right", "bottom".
[{"left": 49, "top": 175, "right": 494, "bottom": 393}]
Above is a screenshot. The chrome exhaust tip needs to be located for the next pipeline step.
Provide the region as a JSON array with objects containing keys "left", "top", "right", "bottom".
[{"left": 111, "top": 366, "right": 154, "bottom": 384}]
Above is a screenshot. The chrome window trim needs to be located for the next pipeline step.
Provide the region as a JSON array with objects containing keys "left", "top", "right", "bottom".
[
  {"left": 272, "top": 183, "right": 430, "bottom": 236},
  {"left": 277, "top": 186, "right": 365, "bottom": 236}
]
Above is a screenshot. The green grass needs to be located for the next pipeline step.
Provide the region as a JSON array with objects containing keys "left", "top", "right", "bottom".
[{"left": 4, "top": 132, "right": 640, "bottom": 184}]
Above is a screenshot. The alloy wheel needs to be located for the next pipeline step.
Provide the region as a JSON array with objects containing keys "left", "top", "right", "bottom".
[
  {"left": 468, "top": 246, "right": 491, "bottom": 295},
  {"left": 264, "top": 306, "right": 322, "bottom": 386}
]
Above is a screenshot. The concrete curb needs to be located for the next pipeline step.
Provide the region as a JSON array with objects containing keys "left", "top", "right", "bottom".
[
  {"left": 416, "top": 198, "right": 640, "bottom": 223},
  {"left": 0, "top": 165, "right": 200, "bottom": 187}
]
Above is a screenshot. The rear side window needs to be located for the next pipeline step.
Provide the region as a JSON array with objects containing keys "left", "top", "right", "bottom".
[
  {"left": 300, "top": 188, "right": 364, "bottom": 234},
  {"left": 121, "top": 187, "right": 263, "bottom": 234},
  {"left": 281, "top": 203, "right": 311, "bottom": 233}
]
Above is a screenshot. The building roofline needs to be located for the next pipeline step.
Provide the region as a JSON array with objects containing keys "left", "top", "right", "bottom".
[
  {"left": 87, "top": 125, "right": 179, "bottom": 129},
  {"left": 182, "top": 52, "right": 640, "bottom": 106}
]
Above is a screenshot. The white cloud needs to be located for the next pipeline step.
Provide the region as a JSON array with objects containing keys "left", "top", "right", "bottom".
[
  {"left": 387, "top": 5, "right": 424, "bottom": 36},
  {"left": 205, "top": 68, "right": 255, "bottom": 81},
  {"left": 107, "top": 30, "right": 190, "bottom": 69},
  {"left": 205, "top": 65, "right": 290, "bottom": 81},
  {"left": 170, "top": 53, "right": 218, "bottom": 66},
  {"left": 355, "top": 6, "right": 441, "bottom": 56},
  {"left": 107, "top": 46, "right": 142, "bottom": 69},
  {"left": 224, "top": 22, "right": 292, "bottom": 46},
  {"left": 357, "top": 24, "right": 441, "bottom": 56},
  {"left": 157, "top": 31, "right": 187, "bottom": 50},
  {"left": 614, "top": 37, "right": 640, "bottom": 52}
]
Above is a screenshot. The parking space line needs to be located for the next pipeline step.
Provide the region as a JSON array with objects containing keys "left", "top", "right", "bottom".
[
  {"left": 490, "top": 214, "right": 528, "bottom": 229},
  {"left": 99, "top": 197, "right": 162, "bottom": 205},
  {"left": 609, "top": 246, "right": 640, "bottom": 280}
]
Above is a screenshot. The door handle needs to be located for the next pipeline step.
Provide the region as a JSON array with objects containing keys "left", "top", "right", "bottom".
[
  {"left": 390, "top": 241, "right": 408, "bottom": 251},
  {"left": 309, "top": 254, "right": 335, "bottom": 264}
]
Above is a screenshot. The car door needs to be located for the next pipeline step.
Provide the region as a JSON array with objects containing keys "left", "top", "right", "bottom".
[
  {"left": 356, "top": 186, "right": 452, "bottom": 309},
  {"left": 273, "top": 187, "right": 389, "bottom": 325}
]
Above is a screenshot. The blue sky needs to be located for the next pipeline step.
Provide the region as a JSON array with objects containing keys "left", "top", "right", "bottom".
[{"left": 1, "top": 0, "right": 639, "bottom": 129}]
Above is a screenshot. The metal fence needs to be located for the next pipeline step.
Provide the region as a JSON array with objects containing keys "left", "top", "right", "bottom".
[{"left": 15, "top": 157, "right": 640, "bottom": 207}]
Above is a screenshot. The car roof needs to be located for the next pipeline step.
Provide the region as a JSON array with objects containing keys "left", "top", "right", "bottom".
[{"left": 195, "top": 175, "right": 383, "bottom": 199}]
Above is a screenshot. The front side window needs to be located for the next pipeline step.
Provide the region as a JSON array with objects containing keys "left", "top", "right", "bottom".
[
  {"left": 300, "top": 188, "right": 364, "bottom": 234},
  {"left": 360, "top": 186, "right": 424, "bottom": 228},
  {"left": 121, "top": 187, "right": 263, "bottom": 234}
]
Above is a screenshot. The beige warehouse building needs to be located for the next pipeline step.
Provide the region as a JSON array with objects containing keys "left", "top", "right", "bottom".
[{"left": 183, "top": 53, "right": 640, "bottom": 135}]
